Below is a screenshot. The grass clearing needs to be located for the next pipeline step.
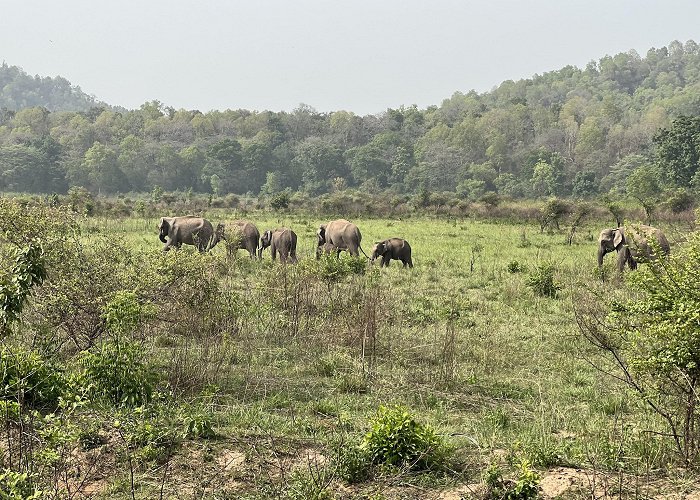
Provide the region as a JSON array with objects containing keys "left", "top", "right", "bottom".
[{"left": 4, "top": 208, "right": 698, "bottom": 498}]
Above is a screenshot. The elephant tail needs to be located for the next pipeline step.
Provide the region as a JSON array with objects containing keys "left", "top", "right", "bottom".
[{"left": 359, "top": 245, "right": 369, "bottom": 259}]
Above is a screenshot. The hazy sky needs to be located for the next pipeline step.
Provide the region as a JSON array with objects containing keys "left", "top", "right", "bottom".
[{"left": 2, "top": 1, "right": 700, "bottom": 115}]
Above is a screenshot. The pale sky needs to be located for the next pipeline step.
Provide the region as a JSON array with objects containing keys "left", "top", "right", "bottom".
[{"left": 2, "top": 0, "right": 700, "bottom": 115}]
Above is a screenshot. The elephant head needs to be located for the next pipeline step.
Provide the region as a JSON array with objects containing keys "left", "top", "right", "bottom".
[
  {"left": 259, "top": 230, "right": 273, "bottom": 258},
  {"left": 260, "top": 230, "right": 273, "bottom": 250},
  {"left": 315, "top": 224, "right": 327, "bottom": 259},
  {"left": 370, "top": 241, "right": 387, "bottom": 262},
  {"left": 597, "top": 227, "right": 624, "bottom": 267},
  {"left": 158, "top": 218, "right": 170, "bottom": 243}
]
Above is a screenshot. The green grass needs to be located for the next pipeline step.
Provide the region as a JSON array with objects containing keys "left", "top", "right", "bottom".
[{"left": 17, "top": 212, "right": 693, "bottom": 497}]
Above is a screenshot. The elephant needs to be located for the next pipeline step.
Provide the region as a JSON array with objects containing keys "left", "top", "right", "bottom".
[
  {"left": 370, "top": 238, "right": 413, "bottom": 268},
  {"left": 316, "top": 219, "right": 368, "bottom": 259},
  {"left": 216, "top": 220, "right": 260, "bottom": 258},
  {"left": 597, "top": 224, "right": 670, "bottom": 272},
  {"left": 158, "top": 216, "right": 218, "bottom": 252},
  {"left": 259, "top": 227, "right": 298, "bottom": 263}
]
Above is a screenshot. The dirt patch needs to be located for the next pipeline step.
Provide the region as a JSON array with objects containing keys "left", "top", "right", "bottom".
[{"left": 217, "top": 448, "right": 246, "bottom": 471}]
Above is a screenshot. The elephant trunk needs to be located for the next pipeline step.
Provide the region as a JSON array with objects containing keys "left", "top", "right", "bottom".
[
  {"left": 597, "top": 245, "right": 605, "bottom": 267},
  {"left": 159, "top": 232, "right": 168, "bottom": 244}
]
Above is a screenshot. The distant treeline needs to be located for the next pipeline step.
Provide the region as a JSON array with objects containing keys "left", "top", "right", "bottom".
[{"left": 1, "top": 40, "right": 700, "bottom": 203}]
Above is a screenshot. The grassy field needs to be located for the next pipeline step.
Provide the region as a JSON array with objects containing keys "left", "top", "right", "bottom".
[{"left": 5, "top": 208, "right": 700, "bottom": 498}]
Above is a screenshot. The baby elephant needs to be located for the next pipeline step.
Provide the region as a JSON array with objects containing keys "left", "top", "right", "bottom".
[
  {"left": 370, "top": 238, "right": 413, "bottom": 268},
  {"left": 259, "top": 228, "right": 298, "bottom": 263}
]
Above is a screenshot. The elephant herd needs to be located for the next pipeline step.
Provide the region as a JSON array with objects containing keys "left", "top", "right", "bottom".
[
  {"left": 159, "top": 215, "right": 670, "bottom": 273},
  {"left": 157, "top": 216, "right": 414, "bottom": 268}
]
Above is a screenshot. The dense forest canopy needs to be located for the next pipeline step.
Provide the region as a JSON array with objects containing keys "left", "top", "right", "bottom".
[{"left": 1, "top": 40, "right": 700, "bottom": 200}]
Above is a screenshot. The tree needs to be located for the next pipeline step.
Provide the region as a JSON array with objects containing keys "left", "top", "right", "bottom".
[
  {"left": 291, "top": 137, "right": 347, "bottom": 194},
  {"left": 626, "top": 164, "right": 662, "bottom": 221},
  {"left": 654, "top": 116, "right": 700, "bottom": 187},
  {"left": 203, "top": 138, "right": 244, "bottom": 194}
]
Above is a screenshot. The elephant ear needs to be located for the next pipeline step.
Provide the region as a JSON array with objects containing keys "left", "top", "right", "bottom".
[
  {"left": 317, "top": 226, "right": 326, "bottom": 243},
  {"left": 613, "top": 228, "right": 624, "bottom": 248}
]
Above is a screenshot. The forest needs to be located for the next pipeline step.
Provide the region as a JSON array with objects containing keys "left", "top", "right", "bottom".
[{"left": 1, "top": 40, "right": 700, "bottom": 205}]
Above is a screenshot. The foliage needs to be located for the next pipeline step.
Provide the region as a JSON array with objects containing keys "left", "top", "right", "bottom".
[
  {"left": 3, "top": 42, "right": 700, "bottom": 199},
  {"left": 358, "top": 405, "right": 450, "bottom": 471},
  {"left": 526, "top": 262, "right": 561, "bottom": 298},
  {"left": 0, "top": 470, "right": 43, "bottom": 500},
  {"left": 78, "top": 340, "right": 154, "bottom": 407},
  {"left": 577, "top": 226, "right": 700, "bottom": 463},
  {"left": 269, "top": 191, "right": 291, "bottom": 210},
  {"left": 0, "top": 243, "right": 46, "bottom": 332},
  {"left": 0, "top": 345, "right": 65, "bottom": 411},
  {"left": 485, "top": 460, "right": 541, "bottom": 499},
  {"left": 300, "top": 254, "right": 367, "bottom": 283},
  {"left": 507, "top": 261, "right": 527, "bottom": 274},
  {"left": 654, "top": 115, "right": 700, "bottom": 187}
]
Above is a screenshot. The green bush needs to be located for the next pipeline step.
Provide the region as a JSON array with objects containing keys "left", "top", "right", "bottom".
[
  {"left": 78, "top": 340, "right": 155, "bottom": 407},
  {"left": 0, "top": 346, "right": 66, "bottom": 411},
  {"left": 358, "top": 405, "right": 450, "bottom": 471},
  {"left": 485, "top": 460, "right": 540, "bottom": 499},
  {"left": 0, "top": 470, "right": 43, "bottom": 499},
  {"left": 526, "top": 262, "right": 561, "bottom": 298},
  {"left": 506, "top": 260, "right": 527, "bottom": 274},
  {"left": 300, "top": 254, "right": 366, "bottom": 283}
]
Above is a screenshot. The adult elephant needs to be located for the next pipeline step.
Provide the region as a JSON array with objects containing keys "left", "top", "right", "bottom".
[
  {"left": 259, "top": 228, "right": 298, "bottom": 263},
  {"left": 370, "top": 238, "right": 413, "bottom": 268},
  {"left": 216, "top": 220, "right": 260, "bottom": 258},
  {"left": 597, "top": 224, "right": 670, "bottom": 272},
  {"left": 316, "top": 219, "right": 368, "bottom": 259},
  {"left": 159, "top": 216, "right": 218, "bottom": 252}
]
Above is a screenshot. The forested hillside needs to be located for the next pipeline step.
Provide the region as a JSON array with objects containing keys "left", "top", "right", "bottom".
[
  {"left": 1, "top": 40, "right": 700, "bottom": 200},
  {"left": 0, "top": 63, "right": 101, "bottom": 112}
]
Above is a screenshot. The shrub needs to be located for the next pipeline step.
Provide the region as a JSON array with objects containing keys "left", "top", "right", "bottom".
[
  {"left": 358, "top": 405, "right": 450, "bottom": 471},
  {"left": 507, "top": 261, "right": 527, "bottom": 274},
  {"left": 485, "top": 460, "right": 540, "bottom": 499},
  {"left": 78, "top": 340, "right": 155, "bottom": 407},
  {"left": 526, "top": 262, "right": 561, "bottom": 298},
  {"left": 664, "top": 189, "right": 695, "bottom": 213},
  {"left": 270, "top": 191, "right": 290, "bottom": 210},
  {"left": 0, "top": 346, "right": 66, "bottom": 411},
  {"left": 0, "top": 470, "right": 43, "bottom": 499},
  {"left": 300, "top": 254, "right": 366, "bottom": 283}
]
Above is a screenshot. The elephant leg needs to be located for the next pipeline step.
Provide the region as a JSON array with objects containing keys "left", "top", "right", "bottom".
[{"left": 382, "top": 255, "right": 390, "bottom": 267}]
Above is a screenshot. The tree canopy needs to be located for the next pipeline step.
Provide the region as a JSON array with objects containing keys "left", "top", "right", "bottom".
[{"left": 1, "top": 41, "right": 700, "bottom": 199}]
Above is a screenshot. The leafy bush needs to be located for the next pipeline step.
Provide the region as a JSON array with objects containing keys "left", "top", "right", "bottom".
[
  {"left": 485, "top": 460, "right": 540, "bottom": 499},
  {"left": 300, "top": 254, "right": 366, "bottom": 283},
  {"left": 0, "top": 470, "right": 43, "bottom": 499},
  {"left": 664, "top": 188, "right": 695, "bottom": 213},
  {"left": 269, "top": 191, "right": 290, "bottom": 210},
  {"left": 526, "top": 262, "right": 561, "bottom": 298},
  {"left": 358, "top": 405, "right": 450, "bottom": 471},
  {"left": 506, "top": 261, "right": 527, "bottom": 274},
  {"left": 78, "top": 340, "right": 155, "bottom": 407},
  {"left": 0, "top": 346, "right": 66, "bottom": 411}
]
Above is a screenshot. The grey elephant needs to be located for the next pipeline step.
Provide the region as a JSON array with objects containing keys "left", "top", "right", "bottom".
[
  {"left": 159, "top": 216, "right": 219, "bottom": 252},
  {"left": 316, "top": 219, "right": 368, "bottom": 259},
  {"left": 216, "top": 220, "right": 260, "bottom": 258},
  {"left": 597, "top": 224, "right": 670, "bottom": 272},
  {"left": 259, "top": 228, "right": 298, "bottom": 263},
  {"left": 370, "top": 238, "right": 413, "bottom": 268}
]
